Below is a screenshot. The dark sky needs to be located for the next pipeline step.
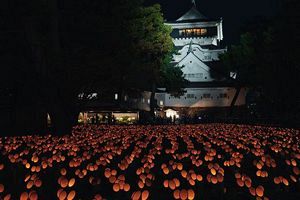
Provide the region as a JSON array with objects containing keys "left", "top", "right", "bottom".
[{"left": 145, "top": 0, "right": 281, "bottom": 44}]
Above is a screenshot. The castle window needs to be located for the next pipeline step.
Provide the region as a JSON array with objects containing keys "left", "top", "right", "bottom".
[
  {"left": 159, "top": 100, "right": 164, "bottom": 106},
  {"left": 203, "top": 94, "right": 211, "bottom": 98},
  {"left": 184, "top": 73, "right": 203, "bottom": 79},
  {"left": 179, "top": 28, "right": 208, "bottom": 37},
  {"left": 179, "top": 30, "right": 184, "bottom": 36},
  {"left": 170, "top": 96, "right": 180, "bottom": 99},
  {"left": 195, "top": 73, "right": 203, "bottom": 79},
  {"left": 219, "top": 93, "right": 228, "bottom": 98},
  {"left": 204, "top": 55, "right": 211, "bottom": 60},
  {"left": 187, "top": 94, "right": 195, "bottom": 99},
  {"left": 201, "top": 29, "right": 207, "bottom": 35}
]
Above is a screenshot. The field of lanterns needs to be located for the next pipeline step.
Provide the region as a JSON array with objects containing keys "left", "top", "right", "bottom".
[{"left": 0, "top": 124, "right": 300, "bottom": 200}]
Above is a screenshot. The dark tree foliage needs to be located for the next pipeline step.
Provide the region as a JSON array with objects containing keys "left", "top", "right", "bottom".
[
  {"left": 220, "top": 0, "right": 300, "bottom": 123},
  {"left": 0, "top": 0, "right": 185, "bottom": 136}
]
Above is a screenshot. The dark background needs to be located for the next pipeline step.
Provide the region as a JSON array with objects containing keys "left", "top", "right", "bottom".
[{"left": 145, "top": 0, "right": 281, "bottom": 44}]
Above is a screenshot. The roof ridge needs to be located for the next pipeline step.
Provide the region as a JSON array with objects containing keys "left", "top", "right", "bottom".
[{"left": 176, "top": 6, "right": 207, "bottom": 22}]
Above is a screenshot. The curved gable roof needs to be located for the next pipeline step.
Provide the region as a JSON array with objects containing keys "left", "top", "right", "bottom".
[{"left": 176, "top": 6, "right": 207, "bottom": 22}]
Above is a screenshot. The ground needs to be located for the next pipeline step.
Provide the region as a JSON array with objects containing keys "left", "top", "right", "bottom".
[{"left": 0, "top": 124, "right": 299, "bottom": 200}]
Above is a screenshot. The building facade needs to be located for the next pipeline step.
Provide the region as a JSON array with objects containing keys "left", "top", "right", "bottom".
[{"left": 155, "top": 5, "right": 247, "bottom": 118}]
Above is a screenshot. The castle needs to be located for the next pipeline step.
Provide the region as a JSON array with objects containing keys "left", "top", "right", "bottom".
[
  {"left": 78, "top": 3, "right": 247, "bottom": 124},
  {"left": 154, "top": 3, "right": 247, "bottom": 119}
]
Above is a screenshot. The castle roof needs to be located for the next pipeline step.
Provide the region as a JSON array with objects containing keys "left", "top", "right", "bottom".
[{"left": 176, "top": 6, "right": 208, "bottom": 22}]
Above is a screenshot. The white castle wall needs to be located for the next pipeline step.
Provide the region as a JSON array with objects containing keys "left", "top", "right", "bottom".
[
  {"left": 157, "top": 18, "right": 247, "bottom": 109},
  {"left": 155, "top": 88, "right": 247, "bottom": 108},
  {"left": 173, "top": 37, "right": 217, "bottom": 46},
  {"left": 173, "top": 44, "right": 226, "bottom": 63},
  {"left": 177, "top": 53, "right": 214, "bottom": 82}
]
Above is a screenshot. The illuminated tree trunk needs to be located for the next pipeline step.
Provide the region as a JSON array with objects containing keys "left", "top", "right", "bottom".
[
  {"left": 229, "top": 86, "right": 241, "bottom": 116},
  {"left": 150, "top": 82, "right": 157, "bottom": 120}
]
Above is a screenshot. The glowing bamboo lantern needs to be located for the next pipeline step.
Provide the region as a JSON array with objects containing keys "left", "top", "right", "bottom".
[
  {"left": 131, "top": 191, "right": 141, "bottom": 200},
  {"left": 60, "top": 168, "right": 67, "bottom": 176},
  {"left": 161, "top": 164, "right": 167, "bottom": 170},
  {"left": 109, "top": 176, "right": 116, "bottom": 184},
  {"left": 173, "top": 190, "right": 180, "bottom": 199},
  {"left": 255, "top": 185, "right": 264, "bottom": 197},
  {"left": 288, "top": 174, "right": 297, "bottom": 183},
  {"left": 282, "top": 178, "right": 289, "bottom": 186},
  {"left": 113, "top": 183, "right": 120, "bottom": 192},
  {"left": 104, "top": 169, "right": 111, "bottom": 178},
  {"left": 180, "top": 189, "right": 188, "bottom": 200},
  {"left": 217, "top": 173, "right": 224, "bottom": 183},
  {"left": 291, "top": 159, "right": 297, "bottom": 167},
  {"left": 174, "top": 178, "right": 180, "bottom": 187},
  {"left": 181, "top": 170, "right": 187, "bottom": 178},
  {"left": 190, "top": 173, "right": 197, "bottom": 181},
  {"left": 237, "top": 178, "right": 244, "bottom": 187},
  {"left": 111, "top": 169, "right": 117, "bottom": 176},
  {"left": 60, "top": 177, "right": 68, "bottom": 188},
  {"left": 68, "top": 178, "right": 76, "bottom": 187},
  {"left": 293, "top": 167, "right": 299, "bottom": 175},
  {"left": 124, "top": 183, "right": 131, "bottom": 192},
  {"left": 187, "top": 189, "right": 195, "bottom": 200},
  {"left": 118, "top": 174, "right": 125, "bottom": 181},
  {"left": 145, "top": 178, "right": 152, "bottom": 187},
  {"left": 29, "top": 191, "right": 38, "bottom": 200},
  {"left": 249, "top": 187, "right": 256, "bottom": 196},
  {"left": 256, "top": 170, "right": 262, "bottom": 177},
  {"left": 34, "top": 179, "right": 42, "bottom": 188},
  {"left": 141, "top": 190, "right": 149, "bottom": 200},
  {"left": 26, "top": 181, "right": 34, "bottom": 189},
  {"left": 20, "top": 192, "right": 29, "bottom": 200},
  {"left": 211, "top": 176, "right": 218, "bottom": 184},
  {"left": 245, "top": 179, "right": 251, "bottom": 188},
  {"left": 3, "top": 194, "right": 11, "bottom": 200},
  {"left": 169, "top": 180, "right": 176, "bottom": 190},
  {"left": 25, "top": 163, "right": 31, "bottom": 169},
  {"left": 59, "top": 190, "right": 67, "bottom": 200},
  {"left": 163, "top": 167, "right": 169, "bottom": 175},
  {"left": 177, "top": 163, "right": 183, "bottom": 170},
  {"left": 57, "top": 189, "right": 63, "bottom": 198},
  {"left": 235, "top": 173, "right": 241, "bottom": 179},
  {"left": 196, "top": 174, "right": 203, "bottom": 182},
  {"left": 138, "top": 180, "right": 144, "bottom": 189},
  {"left": 0, "top": 184, "right": 4, "bottom": 193},
  {"left": 163, "top": 180, "right": 169, "bottom": 188},
  {"left": 210, "top": 168, "right": 217, "bottom": 176}
]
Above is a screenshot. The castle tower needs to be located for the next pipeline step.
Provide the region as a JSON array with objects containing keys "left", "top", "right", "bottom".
[{"left": 155, "top": 3, "right": 247, "bottom": 118}]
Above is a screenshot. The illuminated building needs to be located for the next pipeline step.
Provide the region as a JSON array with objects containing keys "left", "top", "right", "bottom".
[{"left": 155, "top": 3, "right": 247, "bottom": 119}]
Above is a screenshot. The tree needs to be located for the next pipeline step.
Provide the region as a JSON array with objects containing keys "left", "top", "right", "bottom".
[
  {"left": 122, "top": 4, "right": 186, "bottom": 118},
  {"left": 220, "top": 0, "right": 300, "bottom": 123},
  {"left": 220, "top": 32, "right": 257, "bottom": 116},
  {"left": 1, "top": 0, "right": 185, "bottom": 135}
]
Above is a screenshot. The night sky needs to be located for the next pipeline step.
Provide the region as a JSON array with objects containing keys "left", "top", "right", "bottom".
[{"left": 145, "top": 0, "right": 281, "bottom": 44}]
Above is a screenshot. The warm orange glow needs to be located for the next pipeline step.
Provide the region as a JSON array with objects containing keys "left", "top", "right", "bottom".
[
  {"left": 0, "top": 124, "right": 298, "bottom": 199},
  {"left": 255, "top": 185, "right": 264, "bottom": 197},
  {"left": 0, "top": 184, "right": 4, "bottom": 193}
]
